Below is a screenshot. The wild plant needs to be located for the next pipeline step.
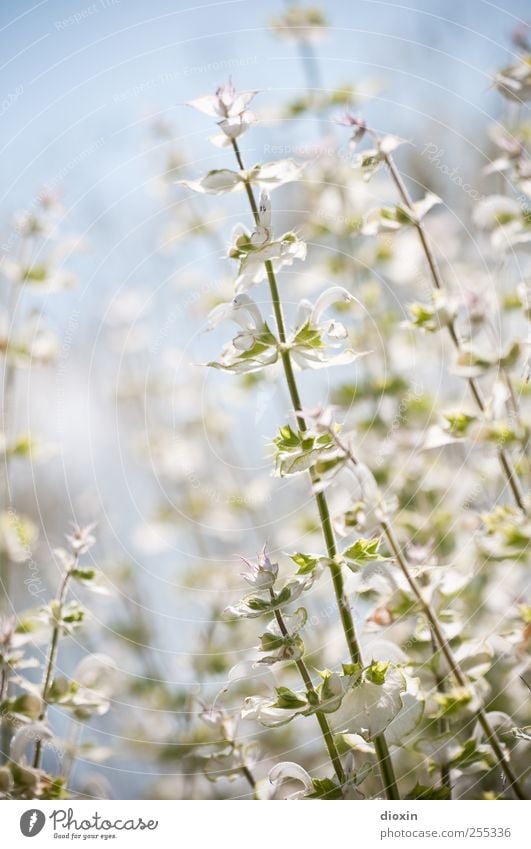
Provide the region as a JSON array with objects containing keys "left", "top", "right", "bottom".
[
  {"left": 179, "top": 69, "right": 530, "bottom": 800},
  {"left": 0, "top": 523, "right": 115, "bottom": 798}
]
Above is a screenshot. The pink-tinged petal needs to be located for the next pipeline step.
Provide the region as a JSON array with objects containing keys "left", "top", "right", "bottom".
[{"left": 186, "top": 95, "right": 225, "bottom": 117}]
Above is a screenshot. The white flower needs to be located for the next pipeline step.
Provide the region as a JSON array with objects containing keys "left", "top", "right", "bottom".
[
  {"left": 206, "top": 294, "right": 278, "bottom": 374},
  {"left": 10, "top": 722, "right": 53, "bottom": 765},
  {"left": 66, "top": 522, "right": 96, "bottom": 555},
  {"left": 269, "top": 761, "right": 313, "bottom": 798},
  {"left": 209, "top": 115, "right": 255, "bottom": 148},
  {"left": 352, "top": 135, "right": 407, "bottom": 181},
  {"left": 270, "top": 7, "right": 327, "bottom": 42},
  {"left": 199, "top": 705, "right": 225, "bottom": 728},
  {"left": 472, "top": 194, "right": 531, "bottom": 249},
  {"left": 2, "top": 236, "right": 85, "bottom": 292},
  {"left": 208, "top": 293, "right": 263, "bottom": 351},
  {"left": 178, "top": 160, "right": 304, "bottom": 196},
  {"left": 384, "top": 675, "right": 424, "bottom": 746},
  {"left": 0, "top": 311, "right": 59, "bottom": 366},
  {"left": 0, "top": 511, "right": 38, "bottom": 563},
  {"left": 75, "top": 653, "right": 117, "bottom": 695},
  {"left": 336, "top": 667, "right": 405, "bottom": 739},
  {"left": 241, "top": 695, "right": 307, "bottom": 727},
  {"left": 178, "top": 168, "right": 245, "bottom": 195},
  {"left": 240, "top": 546, "right": 279, "bottom": 589},
  {"left": 225, "top": 573, "right": 314, "bottom": 619},
  {"left": 230, "top": 192, "right": 306, "bottom": 292},
  {"left": 187, "top": 79, "right": 257, "bottom": 120},
  {"left": 336, "top": 113, "right": 367, "bottom": 147},
  {"left": 495, "top": 59, "right": 531, "bottom": 102},
  {"left": 473, "top": 195, "right": 521, "bottom": 230},
  {"left": 289, "top": 286, "right": 368, "bottom": 370},
  {"left": 362, "top": 193, "right": 441, "bottom": 235}
]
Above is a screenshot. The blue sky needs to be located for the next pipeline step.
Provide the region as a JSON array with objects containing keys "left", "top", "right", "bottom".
[{"left": 2, "top": 0, "right": 530, "bottom": 209}]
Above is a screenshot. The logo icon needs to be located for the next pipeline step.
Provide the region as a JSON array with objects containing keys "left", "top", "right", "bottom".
[{"left": 20, "top": 810, "right": 46, "bottom": 837}]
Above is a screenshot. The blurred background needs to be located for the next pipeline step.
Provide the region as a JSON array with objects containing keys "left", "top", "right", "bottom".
[{"left": 1, "top": 0, "right": 530, "bottom": 799}]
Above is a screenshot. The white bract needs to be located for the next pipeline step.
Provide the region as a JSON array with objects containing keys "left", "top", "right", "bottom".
[
  {"left": 206, "top": 294, "right": 278, "bottom": 374},
  {"left": 230, "top": 191, "right": 307, "bottom": 292},
  {"left": 336, "top": 666, "right": 406, "bottom": 739},
  {"left": 363, "top": 192, "right": 441, "bottom": 235},
  {"left": 240, "top": 546, "right": 279, "bottom": 590},
  {"left": 473, "top": 195, "right": 531, "bottom": 249},
  {"left": 289, "top": 286, "right": 368, "bottom": 369},
  {"left": 0, "top": 311, "right": 59, "bottom": 366},
  {"left": 178, "top": 160, "right": 304, "bottom": 195}
]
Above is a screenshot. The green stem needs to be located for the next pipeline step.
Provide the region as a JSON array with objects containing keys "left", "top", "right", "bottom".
[
  {"left": 323, "top": 424, "right": 525, "bottom": 798},
  {"left": 381, "top": 519, "right": 525, "bottom": 800},
  {"left": 374, "top": 735, "right": 400, "bottom": 799},
  {"left": 241, "top": 763, "right": 257, "bottom": 795},
  {"left": 231, "top": 138, "right": 399, "bottom": 799},
  {"left": 32, "top": 557, "right": 75, "bottom": 770},
  {"left": 271, "top": 597, "right": 346, "bottom": 785},
  {"left": 430, "top": 635, "right": 452, "bottom": 796},
  {"left": 384, "top": 152, "right": 527, "bottom": 513}
]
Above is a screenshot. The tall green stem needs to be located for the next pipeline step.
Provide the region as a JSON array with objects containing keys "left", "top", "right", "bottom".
[
  {"left": 231, "top": 138, "right": 399, "bottom": 799},
  {"left": 323, "top": 422, "right": 525, "bottom": 798},
  {"left": 384, "top": 153, "right": 527, "bottom": 513},
  {"left": 271, "top": 594, "right": 346, "bottom": 785},
  {"left": 430, "top": 634, "right": 452, "bottom": 796},
  {"left": 32, "top": 556, "right": 75, "bottom": 769},
  {"left": 381, "top": 520, "right": 525, "bottom": 799}
]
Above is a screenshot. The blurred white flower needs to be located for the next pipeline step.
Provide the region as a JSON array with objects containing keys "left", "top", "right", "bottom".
[
  {"left": 0, "top": 311, "right": 59, "bottom": 366},
  {"left": 10, "top": 722, "right": 53, "bottom": 765},
  {"left": 269, "top": 761, "right": 313, "bottom": 798},
  {"left": 66, "top": 523, "right": 96, "bottom": 555},
  {"left": 270, "top": 7, "right": 327, "bottom": 42}
]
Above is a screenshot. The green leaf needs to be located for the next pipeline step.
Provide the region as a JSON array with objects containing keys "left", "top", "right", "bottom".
[
  {"left": 273, "top": 687, "right": 307, "bottom": 710},
  {"left": 342, "top": 662, "right": 362, "bottom": 683},
  {"left": 433, "top": 687, "right": 471, "bottom": 718},
  {"left": 444, "top": 411, "right": 476, "bottom": 437},
  {"left": 273, "top": 425, "right": 336, "bottom": 477},
  {"left": 292, "top": 321, "right": 324, "bottom": 350},
  {"left": 342, "top": 537, "right": 387, "bottom": 570},
  {"left": 406, "top": 783, "right": 451, "bottom": 800},
  {"left": 23, "top": 264, "right": 48, "bottom": 283},
  {"left": 72, "top": 567, "right": 96, "bottom": 583},
  {"left": 309, "top": 777, "right": 343, "bottom": 799},
  {"left": 365, "top": 660, "right": 389, "bottom": 685},
  {"left": 290, "top": 552, "right": 320, "bottom": 574},
  {"left": 259, "top": 633, "right": 286, "bottom": 652},
  {"left": 447, "top": 739, "right": 494, "bottom": 772}
]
